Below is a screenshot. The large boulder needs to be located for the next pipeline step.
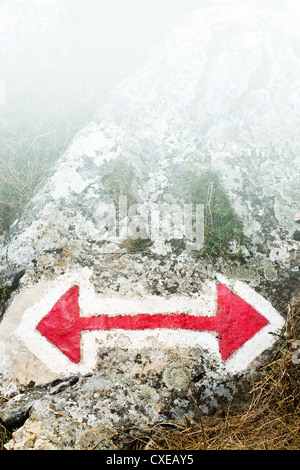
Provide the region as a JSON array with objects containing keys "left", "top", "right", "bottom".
[{"left": 0, "top": 1, "right": 299, "bottom": 450}]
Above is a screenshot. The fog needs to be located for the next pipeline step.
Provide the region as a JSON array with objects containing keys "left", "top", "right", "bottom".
[
  {"left": 0, "top": 0, "right": 299, "bottom": 129},
  {"left": 0, "top": 0, "right": 206, "bottom": 124}
]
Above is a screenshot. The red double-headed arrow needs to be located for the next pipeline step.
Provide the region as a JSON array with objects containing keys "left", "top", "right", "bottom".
[{"left": 36, "top": 283, "right": 268, "bottom": 364}]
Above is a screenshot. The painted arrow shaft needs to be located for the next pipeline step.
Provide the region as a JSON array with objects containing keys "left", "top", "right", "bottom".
[{"left": 79, "top": 313, "right": 218, "bottom": 333}]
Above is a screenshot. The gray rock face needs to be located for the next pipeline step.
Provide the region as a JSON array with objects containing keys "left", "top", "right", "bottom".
[{"left": 0, "top": 2, "right": 299, "bottom": 450}]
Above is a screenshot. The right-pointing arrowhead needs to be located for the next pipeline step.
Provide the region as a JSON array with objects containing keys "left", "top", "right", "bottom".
[{"left": 216, "top": 284, "right": 269, "bottom": 360}]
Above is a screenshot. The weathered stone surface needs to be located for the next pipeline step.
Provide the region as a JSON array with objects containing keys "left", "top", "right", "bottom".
[{"left": 0, "top": 2, "right": 299, "bottom": 450}]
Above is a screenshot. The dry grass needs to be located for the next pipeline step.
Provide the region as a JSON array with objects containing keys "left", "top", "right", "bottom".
[
  {"left": 121, "top": 237, "right": 153, "bottom": 254},
  {"left": 131, "top": 299, "right": 300, "bottom": 451},
  {"left": 0, "top": 423, "right": 11, "bottom": 451}
]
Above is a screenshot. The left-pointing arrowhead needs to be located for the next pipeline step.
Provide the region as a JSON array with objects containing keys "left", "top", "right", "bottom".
[
  {"left": 36, "top": 285, "right": 82, "bottom": 364},
  {"left": 216, "top": 284, "right": 269, "bottom": 360}
]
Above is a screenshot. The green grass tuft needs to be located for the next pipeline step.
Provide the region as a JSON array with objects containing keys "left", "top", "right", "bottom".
[{"left": 186, "top": 169, "right": 251, "bottom": 262}]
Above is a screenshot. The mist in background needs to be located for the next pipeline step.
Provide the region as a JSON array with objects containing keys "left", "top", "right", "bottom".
[
  {"left": 0, "top": 0, "right": 206, "bottom": 232},
  {"left": 0, "top": 0, "right": 298, "bottom": 133},
  {"left": 0, "top": 0, "right": 206, "bottom": 126},
  {"left": 0, "top": 0, "right": 299, "bottom": 234}
]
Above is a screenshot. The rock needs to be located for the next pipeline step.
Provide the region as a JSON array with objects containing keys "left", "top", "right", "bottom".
[
  {"left": 0, "top": 2, "right": 299, "bottom": 450},
  {"left": 294, "top": 212, "right": 300, "bottom": 224}
]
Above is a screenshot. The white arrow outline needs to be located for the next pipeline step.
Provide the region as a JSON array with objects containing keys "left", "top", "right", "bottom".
[{"left": 13, "top": 269, "right": 285, "bottom": 377}]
